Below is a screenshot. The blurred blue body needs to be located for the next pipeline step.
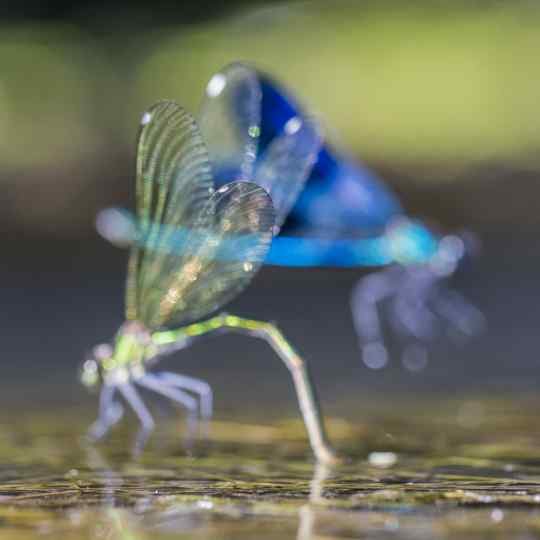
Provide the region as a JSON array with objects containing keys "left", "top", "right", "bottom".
[
  {"left": 203, "top": 65, "right": 482, "bottom": 368},
  {"left": 254, "top": 74, "right": 439, "bottom": 268},
  {"left": 259, "top": 75, "right": 403, "bottom": 235}
]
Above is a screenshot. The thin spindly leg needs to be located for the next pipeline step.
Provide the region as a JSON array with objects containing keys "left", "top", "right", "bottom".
[
  {"left": 117, "top": 383, "right": 155, "bottom": 431},
  {"left": 136, "top": 374, "right": 199, "bottom": 416},
  {"left": 387, "top": 272, "right": 438, "bottom": 370},
  {"left": 136, "top": 373, "right": 200, "bottom": 444},
  {"left": 88, "top": 384, "right": 124, "bottom": 440},
  {"left": 117, "top": 382, "right": 155, "bottom": 454},
  {"left": 391, "top": 295, "right": 439, "bottom": 341},
  {"left": 152, "top": 314, "right": 339, "bottom": 464},
  {"left": 351, "top": 270, "right": 398, "bottom": 368},
  {"left": 432, "top": 287, "right": 486, "bottom": 338},
  {"left": 158, "top": 372, "right": 213, "bottom": 420}
]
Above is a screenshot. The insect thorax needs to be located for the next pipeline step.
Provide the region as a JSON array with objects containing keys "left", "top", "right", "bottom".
[{"left": 101, "top": 321, "right": 157, "bottom": 382}]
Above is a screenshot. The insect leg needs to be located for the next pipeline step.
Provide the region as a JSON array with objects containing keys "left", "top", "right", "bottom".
[
  {"left": 391, "top": 293, "right": 439, "bottom": 341},
  {"left": 350, "top": 268, "right": 399, "bottom": 368},
  {"left": 387, "top": 269, "right": 444, "bottom": 369},
  {"left": 117, "top": 382, "right": 155, "bottom": 431},
  {"left": 88, "top": 384, "right": 124, "bottom": 440},
  {"left": 137, "top": 373, "right": 201, "bottom": 443},
  {"left": 432, "top": 287, "right": 486, "bottom": 338},
  {"left": 229, "top": 316, "right": 338, "bottom": 464},
  {"left": 157, "top": 372, "right": 213, "bottom": 420},
  {"left": 164, "top": 314, "right": 339, "bottom": 464},
  {"left": 116, "top": 382, "right": 156, "bottom": 453},
  {"left": 136, "top": 373, "right": 199, "bottom": 416}
]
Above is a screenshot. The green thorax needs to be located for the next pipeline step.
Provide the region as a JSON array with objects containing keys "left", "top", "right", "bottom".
[{"left": 103, "top": 321, "right": 156, "bottom": 372}]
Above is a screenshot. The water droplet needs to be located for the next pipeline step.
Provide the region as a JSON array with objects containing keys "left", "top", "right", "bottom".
[
  {"left": 368, "top": 451, "right": 397, "bottom": 468},
  {"left": 248, "top": 125, "right": 260, "bottom": 138}
]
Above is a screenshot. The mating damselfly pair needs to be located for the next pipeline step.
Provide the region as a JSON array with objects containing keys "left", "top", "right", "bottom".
[
  {"left": 81, "top": 97, "right": 338, "bottom": 463},
  {"left": 82, "top": 63, "right": 482, "bottom": 463}
]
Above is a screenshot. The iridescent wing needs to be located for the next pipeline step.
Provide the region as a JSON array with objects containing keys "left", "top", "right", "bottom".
[
  {"left": 126, "top": 100, "right": 213, "bottom": 321},
  {"left": 128, "top": 100, "right": 275, "bottom": 329},
  {"left": 198, "top": 62, "right": 261, "bottom": 183},
  {"left": 139, "top": 181, "right": 275, "bottom": 329},
  {"left": 254, "top": 116, "right": 322, "bottom": 230},
  {"left": 96, "top": 205, "right": 392, "bottom": 268}
]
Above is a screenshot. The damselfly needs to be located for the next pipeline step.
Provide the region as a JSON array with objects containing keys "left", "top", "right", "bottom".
[
  {"left": 99, "top": 63, "right": 484, "bottom": 372},
  {"left": 253, "top": 65, "right": 485, "bottom": 371},
  {"left": 81, "top": 100, "right": 337, "bottom": 464}
]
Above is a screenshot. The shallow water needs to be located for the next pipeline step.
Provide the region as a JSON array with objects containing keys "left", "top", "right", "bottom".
[{"left": 2, "top": 397, "right": 540, "bottom": 539}]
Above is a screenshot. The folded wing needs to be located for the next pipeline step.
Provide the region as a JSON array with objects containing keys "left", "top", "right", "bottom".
[
  {"left": 127, "top": 100, "right": 275, "bottom": 329},
  {"left": 254, "top": 116, "right": 321, "bottom": 230},
  {"left": 126, "top": 100, "right": 214, "bottom": 322},
  {"left": 198, "top": 62, "right": 261, "bottom": 183},
  {"left": 139, "top": 181, "right": 275, "bottom": 329}
]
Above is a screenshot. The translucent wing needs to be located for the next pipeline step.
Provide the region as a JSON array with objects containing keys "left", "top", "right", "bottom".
[
  {"left": 139, "top": 181, "right": 275, "bottom": 329},
  {"left": 254, "top": 116, "right": 322, "bottom": 230},
  {"left": 96, "top": 206, "right": 392, "bottom": 268},
  {"left": 126, "top": 100, "right": 213, "bottom": 321},
  {"left": 198, "top": 62, "right": 261, "bottom": 183}
]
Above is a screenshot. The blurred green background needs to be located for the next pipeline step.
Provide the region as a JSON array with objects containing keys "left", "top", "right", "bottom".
[
  {"left": 1, "top": 0, "right": 539, "bottom": 414},
  {"left": 1, "top": 0, "right": 540, "bottom": 236}
]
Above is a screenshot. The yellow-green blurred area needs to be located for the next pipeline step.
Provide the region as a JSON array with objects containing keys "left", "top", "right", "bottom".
[{"left": 1, "top": 0, "right": 540, "bottom": 234}]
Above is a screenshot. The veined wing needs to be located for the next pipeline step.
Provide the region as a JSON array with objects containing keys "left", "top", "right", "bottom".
[
  {"left": 139, "top": 181, "right": 274, "bottom": 329},
  {"left": 254, "top": 115, "right": 321, "bottom": 230},
  {"left": 126, "top": 100, "right": 213, "bottom": 321},
  {"left": 198, "top": 62, "right": 261, "bottom": 183}
]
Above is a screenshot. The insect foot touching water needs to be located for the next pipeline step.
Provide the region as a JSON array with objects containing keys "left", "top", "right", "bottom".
[{"left": 80, "top": 100, "right": 337, "bottom": 464}]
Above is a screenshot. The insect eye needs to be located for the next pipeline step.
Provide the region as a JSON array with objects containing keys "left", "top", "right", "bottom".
[
  {"left": 79, "top": 343, "right": 112, "bottom": 390},
  {"left": 80, "top": 357, "right": 100, "bottom": 389}
]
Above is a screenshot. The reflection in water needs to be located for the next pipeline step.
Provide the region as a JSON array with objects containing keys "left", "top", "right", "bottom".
[
  {"left": 297, "top": 463, "right": 329, "bottom": 540},
  {"left": 1, "top": 400, "right": 540, "bottom": 538},
  {"left": 85, "top": 446, "right": 331, "bottom": 540}
]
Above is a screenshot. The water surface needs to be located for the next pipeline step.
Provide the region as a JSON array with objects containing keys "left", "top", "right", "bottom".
[{"left": 1, "top": 396, "right": 540, "bottom": 538}]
